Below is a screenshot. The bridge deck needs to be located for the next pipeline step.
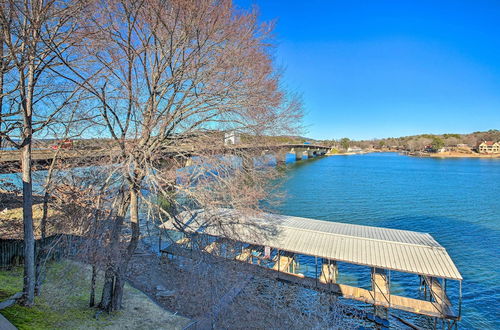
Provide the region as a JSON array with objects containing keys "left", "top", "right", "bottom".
[{"left": 0, "top": 143, "right": 329, "bottom": 172}]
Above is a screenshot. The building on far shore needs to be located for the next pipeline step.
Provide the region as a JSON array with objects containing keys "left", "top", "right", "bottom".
[
  {"left": 478, "top": 141, "right": 500, "bottom": 154},
  {"left": 224, "top": 131, "right": 241, "bottom": 145},
  {"left": 347, "top": 146, "right": 362, "bottom": 153}
]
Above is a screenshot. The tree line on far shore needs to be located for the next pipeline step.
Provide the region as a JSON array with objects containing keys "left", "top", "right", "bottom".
[{"left": 323, "top": 129, "right": 500, "bottom": 151}]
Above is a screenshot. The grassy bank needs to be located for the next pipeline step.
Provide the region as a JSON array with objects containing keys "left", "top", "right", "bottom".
[{"left": 0, "top": 261, "right": 190, "bottom": 329}]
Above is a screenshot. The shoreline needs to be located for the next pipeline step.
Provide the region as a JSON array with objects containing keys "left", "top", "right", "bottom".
[
  {"left": 327, "top": 151, "right": 500, "bottom": 159},
  {"left": 410, "top": 152, "right": 500, "bottom": 159}
]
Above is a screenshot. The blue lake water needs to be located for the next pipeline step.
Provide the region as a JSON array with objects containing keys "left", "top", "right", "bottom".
[{"left": 274, "top": 153, "right": 500, "bottom": 329}]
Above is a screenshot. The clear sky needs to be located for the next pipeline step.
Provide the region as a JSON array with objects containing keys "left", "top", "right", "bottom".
[{"left": 236, "top": 0, "right": 500, "bottom": 140}]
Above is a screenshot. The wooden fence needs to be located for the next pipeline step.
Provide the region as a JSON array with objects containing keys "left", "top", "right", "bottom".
[{"left": 0, "top": 234, "right": 86, "bottom": 267}]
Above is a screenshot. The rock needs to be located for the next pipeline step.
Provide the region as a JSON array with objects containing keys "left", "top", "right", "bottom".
[
  {"left": 0, "top": 292, "right": 23, "bottom": 310},
  {"left": 156, "top": 285, "right": 167, "bottom": 291}
]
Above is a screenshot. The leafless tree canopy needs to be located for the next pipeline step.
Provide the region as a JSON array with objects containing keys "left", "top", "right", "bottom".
[
  {"left": 0, "top": 0, "right": 89, "bottom": 305},
  {"left": 0, "top": 0, "right": 305, "bottom": 313}
]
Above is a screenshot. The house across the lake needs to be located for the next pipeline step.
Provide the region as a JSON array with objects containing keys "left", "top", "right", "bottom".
[
  {"left": 347, "top": 146, "right": 363, "bottom": 153},
  {"left": 478, "top": 141, "right": 500, "bottom": 154}
]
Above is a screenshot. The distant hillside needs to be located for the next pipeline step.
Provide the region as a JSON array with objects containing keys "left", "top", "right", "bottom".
[{"left": 322, "top": 130, "right": 500, "bottom": 151}]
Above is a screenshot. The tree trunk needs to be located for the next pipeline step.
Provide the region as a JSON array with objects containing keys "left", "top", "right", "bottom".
[
  {"left": 89, "top": 264, "right": 97, "bottom": 307},
  {"left": 98, "top": 185, "right": 140, "bottom": 312},
  {"left": 127, "top": 186, "right": 140, "bottom": 257},
  {"left": 20, "top": 43, "right": 37, "bottom": 306},
  {"left": 21, "top": 138, "right": 35, "bottom": 306},
  {"left": 99, "top": 266, "right": 115, "bottom": 312},
  {"left": 99, "top": 190, "right": 129, "bottom": 312},
  {"left": 111, "top": 271, "right": 125, "bottom": 310}
]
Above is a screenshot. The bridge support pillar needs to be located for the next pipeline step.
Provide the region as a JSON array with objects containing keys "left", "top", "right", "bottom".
[
  {"left": 307, "top": 148, "right": 315, "bottom": 158},
  {"left": 290, "top": 148, "right": 302, "bottom": 161},
  {"left": 275, "top": 150, "right": 289, "bottom": 165}
]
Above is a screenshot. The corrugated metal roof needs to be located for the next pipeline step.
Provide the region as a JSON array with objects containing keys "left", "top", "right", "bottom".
[{"left": 162, "top": 209, "right": 462, "bottom": 280}]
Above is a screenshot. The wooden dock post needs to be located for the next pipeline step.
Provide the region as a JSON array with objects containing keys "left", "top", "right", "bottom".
[
  {"left": 319, "top": 259, "right": 338, "bottom": 284},
  {"left": 372, "top": 268, "right": 390, "bottom": 323},
  {"left": 273, "top": 251, "right": 296, "bottom": 273}
]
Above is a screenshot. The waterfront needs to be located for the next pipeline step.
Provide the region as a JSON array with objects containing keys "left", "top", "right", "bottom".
[{"left": 275, "top": 152, "right": 500, "bottom": 329}]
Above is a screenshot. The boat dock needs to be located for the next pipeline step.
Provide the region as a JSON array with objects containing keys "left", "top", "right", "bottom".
[{"left": 160, "top": 209, "right": 462, "bottom": 328}]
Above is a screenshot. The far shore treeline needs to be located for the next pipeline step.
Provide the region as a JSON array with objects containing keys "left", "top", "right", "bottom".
[{"left": 323, "top": 129, "right": 500, "bottom": 151}]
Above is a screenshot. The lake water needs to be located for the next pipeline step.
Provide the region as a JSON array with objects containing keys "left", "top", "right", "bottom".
[{"left": 274, "top": 152, "right": 500, "bottom": 329}]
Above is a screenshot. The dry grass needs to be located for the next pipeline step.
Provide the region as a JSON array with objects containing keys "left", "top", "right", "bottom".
[{"left": 0, "top": 204, "right": 59, "bottom": 239}]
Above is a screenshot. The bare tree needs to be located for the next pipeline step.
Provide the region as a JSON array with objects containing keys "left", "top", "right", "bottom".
[
  {"left": 0, "top": 0, "right": 85, "bottom": 305},
  {"left": 52, "top": 0, "right": 303, "bottom": 312}
]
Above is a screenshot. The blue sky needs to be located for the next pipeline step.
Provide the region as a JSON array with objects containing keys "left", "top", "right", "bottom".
[{"left": 236, "top": 0, "right": 500, "bottom": 140}]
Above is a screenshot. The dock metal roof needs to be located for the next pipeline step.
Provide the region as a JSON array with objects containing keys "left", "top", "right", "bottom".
[{"left": 162, "top": 209, "right": 462, "bottom": 280}]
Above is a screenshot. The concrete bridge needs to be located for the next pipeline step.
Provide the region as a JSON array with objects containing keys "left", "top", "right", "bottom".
[{"left": 0, "top": 144, "right": 331, "bottom": 173}]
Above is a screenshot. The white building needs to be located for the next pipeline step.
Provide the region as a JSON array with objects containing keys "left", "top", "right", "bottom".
[
  {"left": 224, "top": 131, "right": 241, "bottom": 145},
  {"left": 347, "top": 146, "right": 362, "bottom": 153}
]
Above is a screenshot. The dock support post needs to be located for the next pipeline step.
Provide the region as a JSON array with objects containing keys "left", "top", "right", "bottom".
[
  {"left": 320, "top": 259, "right": 338, "bottom": 284},
  {"left": 315, "top": 256, "right": 318, "bottom": 286},
  {"left": 277, "top": 249, "right": 280, "bottom": 278},
  {"left": 458, "top": 280, "right": 462, "bottom": 319},
  {"left": 372, "top": 268, "right": 390, "bottom": 323},
  {"left": 388, "top": 270, "right": 391, "bottom": 306}
]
